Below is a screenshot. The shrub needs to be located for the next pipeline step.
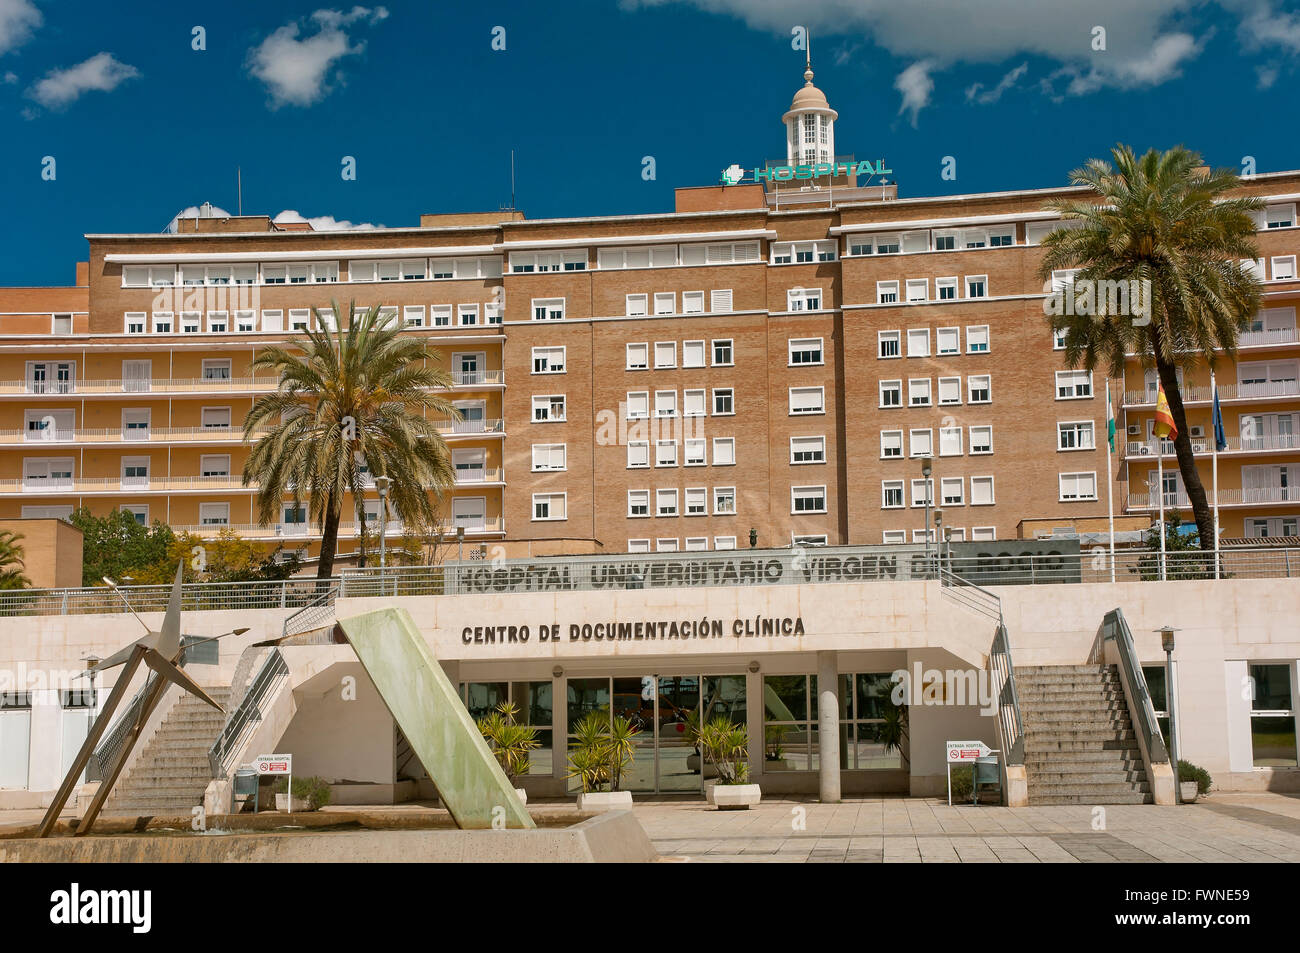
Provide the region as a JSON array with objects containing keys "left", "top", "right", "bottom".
[
  {"left": 1177, "top": 759, "right": 1212, "bottom": 795},
  {"left": 949, "top": 765, "right": 974, "bottom": 801},
  {"left": 272, "top": 775, "right": 332, "bottom": 810}
]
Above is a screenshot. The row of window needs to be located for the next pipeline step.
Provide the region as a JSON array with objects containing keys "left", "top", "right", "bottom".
[
  {"left": 625, "top": 486, "right": 740, "bottom": 518},
  {"left": 876, "top": 276, "right": 988, "bottom": 304},
  {"left": 627, "top": 536, "right": 738, "bottom": 552},
  {"left": 879, "top": 472, "right": 1099, "bottom": 507},
  {"left": 880, "top": 421, "right": 1095, "bottom": 459},
  {"left": 622, "top": 290, "right": 736, "bottom": 317},
  {"left": 878, "top": 325, "right": 988, "bottom": 358},
  {"left": 123, "top": 303, "right": 502, "bottom": 335},
  {"left": 122, "top": 257, "right": 505, "bottom": 289},
  {"left": 882, "top": 527, "right": 998, "bottom": 544},
  {"left": 625, "top": 339, "right": 734, "bottom": 371},
  {"left": 626, "top": 437, "right": 736, "bottom": 468},
  {"left": 879, "top": 376, "right": 990, "bottom": 408}
]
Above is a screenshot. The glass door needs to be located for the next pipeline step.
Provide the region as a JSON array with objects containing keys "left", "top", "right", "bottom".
[{"left": 613, "top": 677, "right": 656, "bottom": 792}]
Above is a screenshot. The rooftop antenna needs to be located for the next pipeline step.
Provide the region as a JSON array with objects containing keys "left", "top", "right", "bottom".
[
  {"left": 237, "top": 167, "right": 243, "bottom": 216},
  {"left": 511, "top": 150, "right": 516, "bottom": 211}
]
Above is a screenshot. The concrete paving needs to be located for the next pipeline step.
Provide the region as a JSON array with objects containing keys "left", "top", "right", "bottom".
[
  {"left": 630, "top": 792, "right": 1300, "bottom": 862},
  {"left": 4, "top": 792, "right": 1298, "bottom": 862}
]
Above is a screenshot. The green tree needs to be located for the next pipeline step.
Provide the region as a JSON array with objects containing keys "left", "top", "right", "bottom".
[
  {"left": 242, "top": 301, "right": 459, "bottom": 579},
  {"left": 68, "top": 507, "right": 175, "bottom": 587},
  {"left": 0, "top": 529, "right": 30, "bottom": 590},
  {"left": 1038, "top": 145, "right": 1263, "bottom": 550}
]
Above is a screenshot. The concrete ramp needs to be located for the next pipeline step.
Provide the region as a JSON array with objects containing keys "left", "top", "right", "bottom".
[{"left": 338, "top": 607, "right": 535, "bottom": 830}]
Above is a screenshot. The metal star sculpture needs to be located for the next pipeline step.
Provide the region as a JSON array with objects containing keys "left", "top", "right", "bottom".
[{"left": 36, "top": 563, "right": 248, "bottom": 838}]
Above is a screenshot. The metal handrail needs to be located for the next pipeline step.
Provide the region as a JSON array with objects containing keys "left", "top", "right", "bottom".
[
  {"left": 936, "top": 566, "right": 1003, "bottom": 622},
  {"left": 989, "top": 623, "right": 1025, "bottom": 767},
  {"left": 208, "top": 649, "right": 290, "bottom": 779},
  {"left": 281, "top": 586, "right": 338, "bottom": 641},
  {"left": 1101, "top": 608, "right": 1170, "bottom": 763},
  {"left": 85, "top": 671, "right": 158, "bottom": 782}
]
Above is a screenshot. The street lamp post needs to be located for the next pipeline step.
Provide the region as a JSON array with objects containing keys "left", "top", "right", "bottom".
[
  {"left": 375, "top": 476, "right": 392, "bottom": 572},
  {"left": 1160, "top": 625, "right": 1180, "bottom": 803},
  {"left": 457, "top": 525, "right": 465, "bottom": 564},
  {"left": 921, "top": 458, "right": 933, "bottom": 576},
  {"left": 933, "top": 509, "right": 944, "bottom": 574}
]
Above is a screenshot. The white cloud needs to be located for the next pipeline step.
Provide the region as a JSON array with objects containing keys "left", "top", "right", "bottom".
[
  {"left": 247, "top": 6, "right": 389, "bottom": 108},
  {"left": 0, "top": 0, "right": 41, "bottom": 56},
  {"left": 3, "top": 70, "right": 17, "bottom": 84},
  {"left": 966, "top": 61, "right": 1027, "bottom": 104},
  {"left": 894, "top": 59, "right": 934, "bottom": 126},
  {"left": 1237, "top": 0, "right": 1300, "bottom": 54},
  {"left": 26, "top": 52, "right": 139, "bottom": 110},
  {"left": 274, "top": 209, "right": 377, "bottom": 231},
  {"left": 165, "top": 205, "right": 234, "bottom": 233},
  {"left": 621, "top": 0, "right": 1233, "bottom": 121},
  {"left": 1256, "top": 63, "right": 1280, "bottom": 88}
]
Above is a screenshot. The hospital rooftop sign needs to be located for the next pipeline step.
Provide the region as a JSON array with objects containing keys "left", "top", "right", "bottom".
[{"left": 721, "top": 159, "right": 891, "bottom": 186}]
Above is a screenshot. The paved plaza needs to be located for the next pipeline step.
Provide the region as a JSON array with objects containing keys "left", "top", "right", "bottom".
[
  {"left": 4, "top": 791, "right": 1299, "bottom": 862},
  {"left": 632, "top": 792, "right": 1300, "bottom": 862}
]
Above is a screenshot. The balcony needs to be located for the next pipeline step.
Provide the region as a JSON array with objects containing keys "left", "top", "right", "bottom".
[
  {"left": 1122, "top": 380, "right": 1300, "bottom": 407},
  {"left": 1127, "top": 486, "right": 1300, "bottom": 509},
  {"left": 452, "top": 466, "right": 504, "bottom": 486},
  {"left": 1, "top": 377, "right": 277, "bottom": 397},
  {"left": 6, "top": 474, "right": 249, "bottom": 495},
  {"left": 437, "top": 417, "right": 505, "bottom": 437},
  {"left": 449, "top": 370, "right": 505, "bottom": 387},
  {"left": 1124, "top": 435, "right": 1300, "bottom": 459},
  {"left": 1239, "top": 326, "right": 1300, "bottom": 348},
  {"left": 169, "top": 516, "right": 507, "bottom": 540},
  {"left": 4, "top": 426, "right": 275, "bottom": 446}
]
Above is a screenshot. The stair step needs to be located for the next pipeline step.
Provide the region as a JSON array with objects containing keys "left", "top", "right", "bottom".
[
  {"left": 1025, "top": 750, "right": 1143, "bottom": 765},
  {"left": 1029, "top": 780, "right": 1152, "bottom": 795},
  {"left": 1028, "top": 770, "right": 1149, "bottom": 785},
  {"left": 1029, "top": 792, "right": 1154, "bottom": 805}
]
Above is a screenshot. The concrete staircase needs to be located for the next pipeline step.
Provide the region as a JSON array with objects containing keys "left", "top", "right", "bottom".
[
  {"left": 102, "top": 686, "right": 231, "bottom": 816},
  {"left": 1017, "top": 665, "right": 1153, "bottom": 805}
]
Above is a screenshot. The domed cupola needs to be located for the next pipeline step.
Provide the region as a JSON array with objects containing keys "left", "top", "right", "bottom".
[{"left": 782, "top": 52, "right": 837, "bottom": 167}]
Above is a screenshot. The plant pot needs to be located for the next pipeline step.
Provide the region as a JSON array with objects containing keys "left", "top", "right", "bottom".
[
  {"left": 275, "top": 793, "right": 312, "bottom": 812},
  {"left": 711, "top": 783, "right": 762, "bottom": 810},
  {"left": 576, "top": 790, "right": 633, "bottom": 812},
  {"left": 704, "top": 779, "right": 717, "bottom": 804},
  {"left": 1180, "top": 781, "right": 1200, "bottom": 803}
]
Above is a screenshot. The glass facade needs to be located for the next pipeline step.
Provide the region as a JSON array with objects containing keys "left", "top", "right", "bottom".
[
  {"left": 762, "top": 672, "right": 903, "bottom": 773},
  {"left": 462, "top": 680, "right": 553, "bottom": 776}
]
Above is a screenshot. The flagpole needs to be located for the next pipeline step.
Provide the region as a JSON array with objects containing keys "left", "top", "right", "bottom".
[
  {"left": 1106, "top": 379, "right": 1116, "bottom": 583},
  {"left": 1157, "top": 443, "right": 1167, "bottom": 581},
  {"left": 1211, "top": 370, "right": 1221, "bottom": 580}
]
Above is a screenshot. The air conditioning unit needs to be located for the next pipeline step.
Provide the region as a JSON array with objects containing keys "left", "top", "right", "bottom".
[
  {"left": 1191, "top": 425, "right": 1205, "bottom": 438},
  {"left": 1127, "top": 424, "right": 1140, "bottom": 436},
  {"left": 1139, "top": 445, "right": 1151, "bottom": 455},
  {"left": 1192, "top": 442, "right": 1208, "bottom": 452}
]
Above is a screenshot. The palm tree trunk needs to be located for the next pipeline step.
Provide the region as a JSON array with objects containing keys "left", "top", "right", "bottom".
[
  {"left": 1154, "top": 354, "right": 1216, "bottom": 548},
  {"left": 318, "top": 492, "right": 341, "bottom": 581}
]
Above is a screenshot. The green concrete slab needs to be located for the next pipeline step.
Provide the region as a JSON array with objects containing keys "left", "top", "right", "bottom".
[{"left": 338, "top": 607, "right": 535, "bottom": 830}]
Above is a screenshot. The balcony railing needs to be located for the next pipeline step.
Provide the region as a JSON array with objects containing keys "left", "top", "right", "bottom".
[
  {"left": 168, "top": 516, "right": 506, "bottom": 539},
  {"left": 452, "top": 466, "right": 504, "bottom": 485},
  {"left": 449, "top": 370, "right": 505, "bottom": 387},
  {"left": 438, "top": 417, "right": 505, "bottom": 435},
  {"left": 1239, "top": 327, "right": 1300, "bottom": 347},
  {"left": 1, "top": 377, "right": 277, "bottom": 396},
  {"left": 3, "top": 426, "right": 276, "bottom": 445},
  {"left": 1, "top": 542, "right": 1298, "bottom": 618},
  {"left": 1125, "top": 434, "right": 1300, "bottom": 458},
  {"left": 1127, "top": 487, "right": 1300, "bottom": 508},
  {"left": 1124, "top": 380, "right": 1300, "bottom": 406},
  {"left": 7, "top": 475, "right": 249, "bottom": 494}
]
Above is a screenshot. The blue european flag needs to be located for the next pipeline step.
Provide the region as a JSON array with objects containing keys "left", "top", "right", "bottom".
[{"left": 1212, "top": 386, "right": 1227, "bottom": 451}]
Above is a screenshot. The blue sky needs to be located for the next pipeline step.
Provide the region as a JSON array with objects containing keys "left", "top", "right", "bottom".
[{"left": 4, "top": 0, "right": 1300, "bottom": 285}]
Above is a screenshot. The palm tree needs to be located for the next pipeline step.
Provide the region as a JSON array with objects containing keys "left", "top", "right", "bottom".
[
  {"left": 0, "top": 530, "right": 29, "bottom": 590},
  {"left": 242, "top": 300, "right": 460, "bottom": 579},
  {"left": 1038, "top": 145, "right": 1264, "bottom": 549}
]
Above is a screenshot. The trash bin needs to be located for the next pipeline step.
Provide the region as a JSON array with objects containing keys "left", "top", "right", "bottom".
[
  {"left": 234, "top": 766, "right": 258, "bottom": 812},
  {"left": 973, "top": 754, "right": 1001, "bottom": 806}
]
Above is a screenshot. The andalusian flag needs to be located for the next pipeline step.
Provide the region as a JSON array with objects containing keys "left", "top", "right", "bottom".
[
  {"left": 1106, "top": 383, "right": 1116, "bottom": 453},
  {"left": 1154, "top": 382, "right": 1178, "bottom": 440}
]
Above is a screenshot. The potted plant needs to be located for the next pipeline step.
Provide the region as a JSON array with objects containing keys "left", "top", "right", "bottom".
[
  {"left": 476, "top": 702, "right": 539, "bottom": 804},
  {"left": 699, "top": 715, "right": 760, "bottom": 809},
  {"left": 1178, "top": 759, "right": 1211, "bottom": 803},
  {"left": 272, "top": 775, "right": 332, "bottom": 812},
  {"left": 764, "top": 725, "right": 792, "bottom": 770},
  {"left": 683, "top": 710, "right": 714, "bottom": 777},
  {"left": 566, "top": 711, "right": 639, "bottom": 811}
]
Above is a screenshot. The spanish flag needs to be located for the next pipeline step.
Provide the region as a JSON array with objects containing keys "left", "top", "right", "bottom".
[{"left": 1154, "top": 382, "right": 1178, "bottom": 440}]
